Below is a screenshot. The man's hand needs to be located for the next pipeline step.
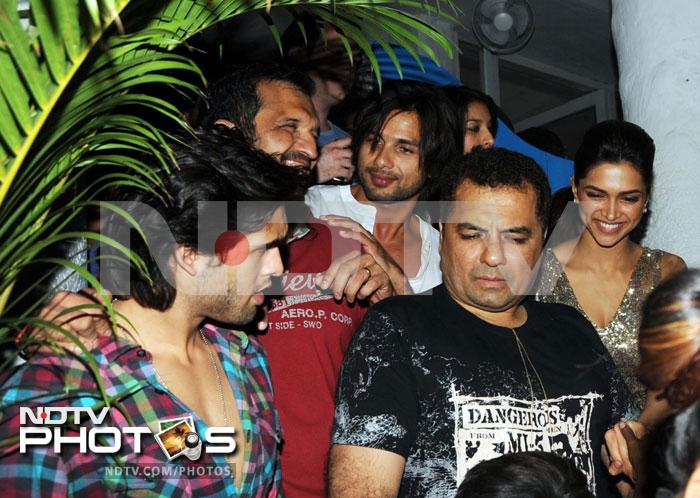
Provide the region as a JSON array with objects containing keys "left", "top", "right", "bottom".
[
  {"left": 33, "top": 289, "right": 113, "bottom": 354},
  {"left": 604, "top": 420, "right": 646, "bottom": 480},
  {"left": 320, "top": 215, "right": 413, "bottom": 295},
  {"left": 603, "top": 420, "right": 647, "bottom": 497},
  {"left": 317, "top": 137, "right": 354, "bottom": 184},
  {"left": 316, "top": 251, "right": 395, "bottom": 304}
]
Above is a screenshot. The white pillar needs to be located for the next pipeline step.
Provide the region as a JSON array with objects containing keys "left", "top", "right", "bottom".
[{"left": 612, "top": 0, "right": 700, "bottom": 267}]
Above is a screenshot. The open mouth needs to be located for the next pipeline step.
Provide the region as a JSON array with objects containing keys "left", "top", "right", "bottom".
[
  {"left": 593, "top": 220, "right": 625, "bottom": 234},
  {"left": 283, "top": 159, "right": 311, "bottom": 170},
  {"left": 280, "top": 151, "right": 312, "bottom": 172}
]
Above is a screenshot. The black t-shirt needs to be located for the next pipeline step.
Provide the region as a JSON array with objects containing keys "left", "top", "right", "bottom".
[{"left": 332, "top": 285, "right": 638, "bottom": 497}]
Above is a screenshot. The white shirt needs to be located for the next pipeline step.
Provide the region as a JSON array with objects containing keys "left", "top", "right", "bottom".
[{"left": 304, "top": 185, "right": 442, "bottom": 293}]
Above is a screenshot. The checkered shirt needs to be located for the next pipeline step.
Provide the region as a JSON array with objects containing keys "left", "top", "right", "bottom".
[{"left": 0, "top": 324, "right": 282, "bottom": 497}]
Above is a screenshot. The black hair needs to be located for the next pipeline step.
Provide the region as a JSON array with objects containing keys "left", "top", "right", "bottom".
[
  {"left": 351, "top": 81, "right": 462, "bottom": 201},
  {"left": 200, "top": 63, "right": 314, "bottom": 142},
  {"left": 440, "top": 147, "right": 552, "bottom": 232},
  {"left": 103, "top": 127, "right": 310, "bottom": 311},
  {"left": 456, "top": 451, "right": 594, "bottom": 498},
  {"left": 574, "top": 120, "right": 655, "bottom": 192},
  {"left": 444, "top": 85, "right": 499, "bottom": 141},
  {"left": 518, "top": 127, "right": 566, "bottom": 157},
  {"left": 647, "top": 400, "right": 700, "bottom": 497}
]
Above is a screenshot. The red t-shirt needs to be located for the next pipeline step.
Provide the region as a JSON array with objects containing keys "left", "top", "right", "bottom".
[{"left": 259, "top": 220, "right": 368, "bottom": 497}]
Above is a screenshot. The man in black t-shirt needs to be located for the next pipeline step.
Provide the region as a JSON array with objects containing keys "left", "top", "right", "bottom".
[{"left": 328, "top": 148, "right": 638, "bottom": 498}]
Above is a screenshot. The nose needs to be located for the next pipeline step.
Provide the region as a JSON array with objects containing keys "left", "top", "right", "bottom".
[
  {"left": 480, "top": 235, "right": 506, "bottom": 267},
  {"left": 295, "top": 131, "right": 318, "bottom": 162},
  {"left": 482, "top": 131, "right": 494, "bottom": 149},
  {"left": 374, "top": 144, "right": 390, "bottom": 168},
  {"left": 603, "top": 199, "right": 619, "bottom": 220},
  {"left": 264, "top": 247, "right": 285, "bottom": 277}
]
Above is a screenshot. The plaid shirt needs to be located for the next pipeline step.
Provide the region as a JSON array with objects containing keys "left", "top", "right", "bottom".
[{"left": 0, "top": 324, "right": 282, "bottom": 497}]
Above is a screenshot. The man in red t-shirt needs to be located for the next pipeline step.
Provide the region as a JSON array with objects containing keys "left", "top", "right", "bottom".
[
  {"left": 259, "top": 220, "right": 371, "bottom": 497},
  {"left": 256, "top": 82, "right": 461, "bottom": 496}
]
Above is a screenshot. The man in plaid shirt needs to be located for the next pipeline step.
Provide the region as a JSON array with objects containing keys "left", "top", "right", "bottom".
[{"left": 0, "top": 129, "right": 309, "bottom": 496}]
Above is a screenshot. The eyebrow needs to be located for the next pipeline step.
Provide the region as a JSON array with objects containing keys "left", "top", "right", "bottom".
[
  {"left": 585, "top": 185, "right": 643, "bottom": 195},
  {"left": 248, "top": 237, "right": 285, "bottom": 253},
  {"left": 270, "top": 226, "right": 290, "bottom": 246},
  {"left": 278, "top": 117, "right": 320, "bottom": 136},
  {"left": 456, "top": 223, "right": 532, "bottom": 236},
  {"left": 396, "top": 138, "right": 419, "bottom": 146}
]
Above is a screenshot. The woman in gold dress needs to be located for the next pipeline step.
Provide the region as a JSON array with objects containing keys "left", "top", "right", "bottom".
[{"left": 536, "top": 120, "right": 686, "bottom": 428}]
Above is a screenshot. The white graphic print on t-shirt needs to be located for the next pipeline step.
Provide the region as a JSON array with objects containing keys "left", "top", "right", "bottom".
[{"left": 450, "top": 388, "right": 602, "bottom": 492}]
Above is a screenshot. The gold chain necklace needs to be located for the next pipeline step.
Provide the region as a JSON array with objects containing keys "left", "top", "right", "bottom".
[
  {"left": 198, "top": 330, "right": 229, "bottom": 427},
  {"left": 151, "top": 330, "right": 229, "bottom": 427},
  {"left": 510, "top": 328, "right": 548, "bottom": 404}
]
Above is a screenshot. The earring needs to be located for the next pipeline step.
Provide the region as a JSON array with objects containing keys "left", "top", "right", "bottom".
[{"left": 643, "top": 204, "right": 648, "bottom": 213}]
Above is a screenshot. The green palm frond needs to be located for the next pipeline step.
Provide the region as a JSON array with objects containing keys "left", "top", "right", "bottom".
[
  {"left": 0, "top": 0, "right": 458, "bottom": 320},
  {"left": 0, "top": 0, "right": 458, "bottom": 437},
  {"left": 0, "top": 0, "right": 458, "bottom": 456}
]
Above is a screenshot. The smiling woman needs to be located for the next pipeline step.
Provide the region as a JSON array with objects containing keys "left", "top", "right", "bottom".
[{"left": 536, "top": 120, "right": 686, "bottom": 428}]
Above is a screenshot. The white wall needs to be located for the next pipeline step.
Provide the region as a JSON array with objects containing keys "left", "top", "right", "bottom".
[{"left": 612, "top": 0, "right": 700, "bottom": 267}]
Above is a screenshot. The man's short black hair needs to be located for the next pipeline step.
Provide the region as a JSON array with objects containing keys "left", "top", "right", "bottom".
[
  {"left": 201, "top": 63, "right": 314, "bottom": 143},
  {"left": 351, "top": 81, "right": 462, "bottom": 201},
  {"left": 104, "top": 127, "right": 311, "bottom": 311},
  {"left": 456, "top": 451, "right": 594, "bottom": 498},
  {"left": 440, "top": 147, "right": 551, "bottom": 232}
]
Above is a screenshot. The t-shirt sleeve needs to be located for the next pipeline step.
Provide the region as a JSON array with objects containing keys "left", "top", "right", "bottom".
[{"left": 331, "top": 307, "right": 417, "bottom": 458}]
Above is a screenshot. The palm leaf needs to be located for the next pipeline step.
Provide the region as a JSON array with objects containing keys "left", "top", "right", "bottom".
[
  {"left": 0, "top": 0, "right": 457, "bottom": 316},
  {"left": 0, "top": 0, "right": 458, "bottom": 449}
]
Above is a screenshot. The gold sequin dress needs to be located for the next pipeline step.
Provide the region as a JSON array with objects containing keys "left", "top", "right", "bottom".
[{"left": 535, "top": 247, "right": 663, "bottom": 404}]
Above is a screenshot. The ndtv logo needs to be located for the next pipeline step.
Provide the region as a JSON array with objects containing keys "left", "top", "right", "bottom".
[{"left": 19, "top": 407, "right": 236, "bottom": 457}]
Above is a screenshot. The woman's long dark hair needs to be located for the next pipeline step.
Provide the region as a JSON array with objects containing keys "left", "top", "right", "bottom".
[
  {"left": 443, "top": 85, "right": 498, "bottom": 141},
  {"left": 638, "top": 269, "right": 700, "bottom": 409}
]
